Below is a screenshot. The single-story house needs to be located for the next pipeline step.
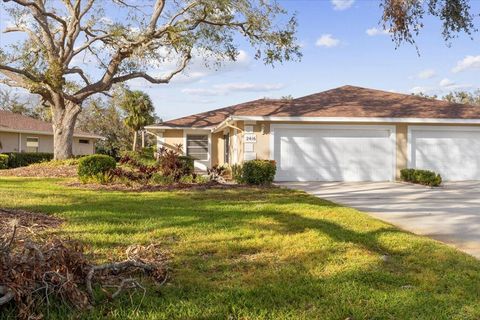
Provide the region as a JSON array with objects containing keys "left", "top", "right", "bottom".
[
  {"left": 0, "top": 110, "right": 102, "bottom": 155},
  {"left": 145, "top": 85, "right": 480, "bottom": 182}
]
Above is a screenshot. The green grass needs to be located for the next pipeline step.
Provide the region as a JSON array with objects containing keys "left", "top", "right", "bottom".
[{"left": 1, "top": 177, "right": 480, "bottom": 319}]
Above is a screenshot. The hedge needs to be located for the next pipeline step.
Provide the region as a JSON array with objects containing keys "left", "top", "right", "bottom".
[
  {"left": 235, "top": 160, "right": 277, "bottom": 185},
  {"left": 3, "top": 152, "right": 53, "bottom": 168},
  {"left": 400, "top": 168, "right": 442, "bottom": 187},
  {"left": 0, "top": 154, "right": 9, "bottom": 169},
  {"left": 78, "top": 155, "right": 116, "bottom": 183}
]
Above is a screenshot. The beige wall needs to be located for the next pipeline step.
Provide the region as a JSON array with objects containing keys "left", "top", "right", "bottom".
[
  {"left": 162, "top": 129, "right": 184, "bottom": 152},
  {"left": 396, "top": 124, "right": 408, "bottom": 179},
  {"left": 72, "top": 137, "right": 95, "bottom": 155},
  {"left": 0, "top": 132, "right": 20, "bottom": 153},
  {"left": 211, "top": 131, "right": 223, "bottom": 166},
  {"left": 0, "top": 131, "right": 96, "bottom": 155}
]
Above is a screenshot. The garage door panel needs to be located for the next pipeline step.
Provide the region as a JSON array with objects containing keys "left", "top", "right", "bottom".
[
  {"left": 273, "top": 126, "right": 394, "bottom": 182},
  {"left": 410, "top": 127, "right": 480, "bottom": 181}
]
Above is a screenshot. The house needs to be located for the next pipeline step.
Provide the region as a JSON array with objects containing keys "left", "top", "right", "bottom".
[
  {"left": 145, "top": 85, "right": 480, "bottom": 182},
  {"left": 0, "top": 110, "right": 102, "bottom": 155}
]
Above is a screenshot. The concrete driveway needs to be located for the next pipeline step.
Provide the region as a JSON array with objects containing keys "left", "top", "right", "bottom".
[{"left": 278, "top": 181, "right": 480, "bottom": 258}]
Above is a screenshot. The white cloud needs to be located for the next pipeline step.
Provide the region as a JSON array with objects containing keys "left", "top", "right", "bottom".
[
  {"left": 452, "top": 55, "right": 480, "bottom": 73},
  {"left": 315, "top": 34, "right": 341, "bottom": 48},
  {"left": 182, "top": 82, "right": 285, "bottom": 96},
  {"left": 331, "top": 0, "right": 355, "bottom": 11},
  {"left": 439, "top": 78, "right": 455, "bottom": 87},
  {"left": 366, "top": 27, "right": 390, "bottom": 36},
  {"left": 416, "top": 69, "right": 436, "bottom": 79},
  {"left": 410, "top": 82, "right": 474, "bottom": 95},
  {"left": 410, "top": 86, "right": 433, "bottom": 95}
]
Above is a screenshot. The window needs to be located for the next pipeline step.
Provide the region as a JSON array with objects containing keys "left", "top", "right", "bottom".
[
  {"left": 186, "top": 135, "right": 208, "bottom": 160},
  {"left": 26, "top": 137, "right": 39, "bottom": 153},
  {"left": 79, "top": 139, "right": 90, "bottom": 144}
]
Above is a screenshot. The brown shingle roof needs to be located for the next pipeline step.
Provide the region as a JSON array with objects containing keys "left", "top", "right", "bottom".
[
  {"left": 0, "top": 110, "right": 102, "bottom": 139},
  {"left": 156, "top": 85, "right": 480, "bottom": 128}
]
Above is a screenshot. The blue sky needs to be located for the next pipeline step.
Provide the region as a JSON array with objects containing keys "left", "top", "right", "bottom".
[
  {"left": 1, "top": 0, "right": 479, "bottom": 121},
  {"left": 138, "top": 0, "right": 480, "bottom": 121}
]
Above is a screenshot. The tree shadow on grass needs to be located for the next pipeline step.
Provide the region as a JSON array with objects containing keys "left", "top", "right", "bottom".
[{"left": 1, "top": 180, "right": 480, "bottom": 319}]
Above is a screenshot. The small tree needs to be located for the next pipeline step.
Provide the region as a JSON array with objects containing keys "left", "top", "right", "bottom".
[
  {"left": 120, "top": 90, "right": 155, "bottom": 151},
  {"left": 0, "top": 0, "right": 301, "bottom": 159}
]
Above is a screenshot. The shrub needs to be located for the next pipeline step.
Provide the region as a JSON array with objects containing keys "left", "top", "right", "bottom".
[
  {"left": 78, "top": 155, "right": 116, "bottom": 183},
  {"left": 150, "top": 173, "right": 175, "bottom": 185},
  {"left": 178, "top": 156, "right": 194, "bottom": 175},
  {"left": 239, "top": 160, "right": 276, "bottom": 185},
  {"left": 157, "top": 147, "right": 194, "bottom": 182},
  {"left": 231, "top": 164, "right": 244, "bottom": 183},
  {"left": 207, "top": 164, "right": 229, "bottom": 181},
  {"left": 5, "top": 152, "right": 53, "bottom": 168},
  {"left": 0, "top": 154, "right": 8, "bottom": 169},
  {"left": 400, "top": 168, "right": 442, "bottom": 187}
]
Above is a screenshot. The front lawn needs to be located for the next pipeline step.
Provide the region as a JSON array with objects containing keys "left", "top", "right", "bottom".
[{"left": 0, "top": 177, "right": 479, "bottom": 319}]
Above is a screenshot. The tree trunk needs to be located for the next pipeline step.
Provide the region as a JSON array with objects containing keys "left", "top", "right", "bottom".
[
  {"left": 51, "top": 101, "right": 82, "bottom": 160},
  {"left": 132, "top": 130, "right": 137, "bottom": 151}
]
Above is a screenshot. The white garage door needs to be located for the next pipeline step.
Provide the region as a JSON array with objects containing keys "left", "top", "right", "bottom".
[
  {"left": 409, "top": 126, "right": 480, "bottom": 181},
  {"left": 272, "top": 125, "right": 395, "bottom": 182}
]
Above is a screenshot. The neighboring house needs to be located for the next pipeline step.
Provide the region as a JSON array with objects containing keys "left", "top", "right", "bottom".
[
  {"left": 146, "top": 85, "right": 480, "bottom": 182},
  {"left": 0, "top": 110, "right": 102, "bottom": 155}
]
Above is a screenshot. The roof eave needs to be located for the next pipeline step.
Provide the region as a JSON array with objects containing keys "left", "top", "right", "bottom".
[
  {"left": 145, "top": 125, "right": 215, "bottom": 131},
  {"left": 229, "top": 116, "right": 480, "bottom": 124}
]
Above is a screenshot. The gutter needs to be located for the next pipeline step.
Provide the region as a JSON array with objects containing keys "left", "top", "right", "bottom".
[{"left": 0, "top": 128, "right": 104, "bottom": 139}]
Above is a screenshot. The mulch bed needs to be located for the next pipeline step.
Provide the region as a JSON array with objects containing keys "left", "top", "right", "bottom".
[
  {"left": 0, "top": 208, "right": 63, "bottom": 234},
  {"left": 0, "top": 165, "right": 77, "bottom": 178},
  {"left": 63, "top": 181, "right": 258, "bottom": 192}
]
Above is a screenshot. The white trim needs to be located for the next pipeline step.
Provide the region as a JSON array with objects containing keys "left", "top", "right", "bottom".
[
  {"left": 155, "top": 132, "right": 164, "bottom": 151},
  {"left": 407, "top": 125, "right": 480, "bottom": 168},
  {"left": 145, "top": 125, "right": 214, "bottom": 131},
  {"left": 230, "top": 115, "right": 480, "bottom": 124},
  {"left": 270, "top": 124, "right": 397, "bottom": 181},
  {"left": 232, "top": 128, "right": 238, "bottom": 164}
]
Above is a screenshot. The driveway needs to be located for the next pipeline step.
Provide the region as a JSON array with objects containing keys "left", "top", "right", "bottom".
[{"left": 278, "top": 181, "right": 480, "bottom": 258}]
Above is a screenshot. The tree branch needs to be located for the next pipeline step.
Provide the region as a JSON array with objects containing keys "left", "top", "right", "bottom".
[
  {"left": 112, "top": 52, "right": 191, "bottom": 84},
  {"left": 65, "top": 67, "right": 90, "bottom": 85}
]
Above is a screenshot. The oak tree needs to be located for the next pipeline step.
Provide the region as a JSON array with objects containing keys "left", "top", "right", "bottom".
[
  {"left": 0, "top": 0, "right": 300, "bottom": 159},
  {"left": 381, "top": 0, "right": 477, "bottom": 46}
]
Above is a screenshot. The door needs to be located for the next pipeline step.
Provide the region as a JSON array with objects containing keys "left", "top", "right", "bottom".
[
  {"left": 272, "top": 125, "right": 395, "bottom": 182},
  {"left": 409, "top": 126, "right": 480, "bottom": 181}
]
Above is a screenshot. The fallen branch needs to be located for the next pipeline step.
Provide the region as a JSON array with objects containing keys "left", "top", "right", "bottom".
[
  {"left": 0, "top": 218, "right": 169, "bottom": 319},
  {"left": 0, "top": 286, "right": 14, "bottom": 305}
]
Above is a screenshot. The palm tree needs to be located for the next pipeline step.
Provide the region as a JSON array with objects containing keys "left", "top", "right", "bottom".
[{"left": 120, "top": 90, "right": 156, "bottom": 151}]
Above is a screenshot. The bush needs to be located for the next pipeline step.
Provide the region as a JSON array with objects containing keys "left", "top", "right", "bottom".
[
  {"left": 231, "top": 164, "right": 244, "bottom": 183},
  {"left": 150, "top": 173, "right": 175, "bottom": 185},
  {"left": 207, "top": 164, "right": 229, "bottom": 182},
  {"left": 236, "top": 160, "right": 276, "bottom": 185},
  {"left": 5, "top": 152, "right": 53, "bottom": 168},
  {"left": 78, "top": 155, "right": 116, "bottom": 183},
  {"left": 0, "top": 154, "right": 8, "bottom": 169},
  {"left": 400, "top": 168, "right": 442, "bottom": 187},
  {"left": 157, "top": 147, "right": 194, "bottom": 182}
]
